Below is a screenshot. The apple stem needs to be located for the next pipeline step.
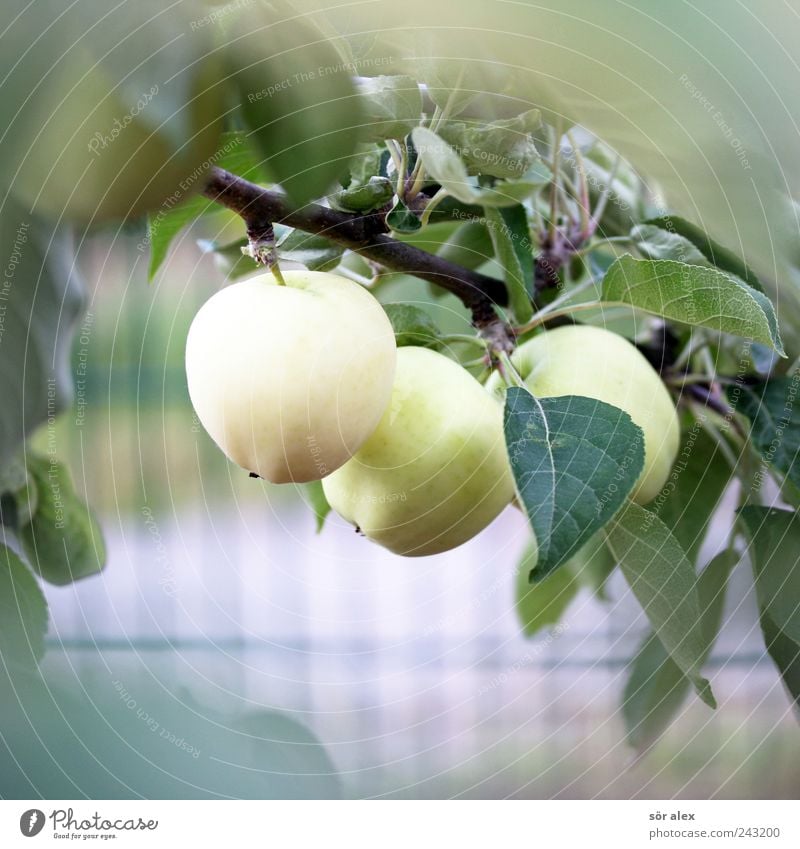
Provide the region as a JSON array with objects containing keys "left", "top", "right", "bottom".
[{"left": 270, "top": 262, "right": 287, "bottom": 286}]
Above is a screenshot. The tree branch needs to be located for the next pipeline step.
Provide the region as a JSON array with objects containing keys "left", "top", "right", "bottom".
[{"left": 201, "top": 166, "right": 511, "bottom": 342}]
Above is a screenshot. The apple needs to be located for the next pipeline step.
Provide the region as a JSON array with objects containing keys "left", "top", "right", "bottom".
[
  {"left": 185, "top": 271, "right": 397, "bottom": 484},
  {"left": 486, "top": 324, "right": 679, "bottom": 504},
  {"left": 322, "top": 346, "right": 515, "bottom": 556}
]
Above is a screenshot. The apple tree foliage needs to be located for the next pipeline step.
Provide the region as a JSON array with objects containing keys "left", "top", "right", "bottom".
[{"left": 1, "top": 0, "right": 799, "bottom": 753}]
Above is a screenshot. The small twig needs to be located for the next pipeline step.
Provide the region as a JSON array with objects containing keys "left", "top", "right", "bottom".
[
  {"left": 514, "top": 298, "right": 610, "bottom": 336},
  {"left": 590, "top": 152, "right": 622, "bottom": 231},
  {"left": 567, "top": 131, "right": 591, "bottom": 239},
  {"left": 548, "top": 121, "right": 564, "bottom": 244}
]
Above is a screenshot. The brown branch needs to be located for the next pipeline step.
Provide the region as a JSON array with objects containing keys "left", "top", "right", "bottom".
[{"left": 201, "top": 166, "right": 512, "bottom": 343}]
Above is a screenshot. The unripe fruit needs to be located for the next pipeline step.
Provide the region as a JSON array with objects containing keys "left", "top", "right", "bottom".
[
  {"left": 486, "top": 325, "right": 679, "bottom": 504},
  {"left": 323, "top": 347, "right": 515, "bottom": 555},
  {"left": 185, "top": 271, "right": 397, "bottom": 484}
]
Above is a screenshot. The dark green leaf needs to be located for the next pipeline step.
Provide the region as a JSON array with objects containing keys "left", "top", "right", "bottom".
[
  {"left": 504, "top": 388, "right": 645, "bottom": 581},
  {"left": 0, "top": 540, "right": 47, "bottom": 667},
  {"left": 484, "top": 206, "right": 533, "bottom": 324},
  {"left": 622, "top": 549, "right": 735, "bottom": 749},
  {"left": 650, "top": 429, "right": 732, "bottom": 564},
  {"left": 229, "top": 12, "right": 361, "bottom": 204},
  {"left": 729, "top": 378, "right": 800, "bottom": 490},
  {"left": 602, "top": 255, "right": 784, "bottom": 354},
  {"left": 18, "top": 456, "right": 106, "bottom": 586},
  {"left": 605, "top": 502, "right": 715, "bottom": 707},
  {"left": 305, "top": 481, "right": 331, "bottom": 534},
  {"left": 0, "top": 196, "right": 85, "bottom": 466},
  {"left": 386, "top": 199, "right": 421, "bottom": 234},
  {"left": 356, "top": 76, "right": 422, "bottom": 142},
  {"left": 382, "top": 304, "right": 441, "bottom": 348}
]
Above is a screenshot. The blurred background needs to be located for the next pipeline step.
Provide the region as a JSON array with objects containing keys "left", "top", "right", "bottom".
[
  {"left": 21, "top": 220, "right": 797, "bottom": 799},
  {"left": 3, "top": 0, "right": 800, "bottom": 801}
]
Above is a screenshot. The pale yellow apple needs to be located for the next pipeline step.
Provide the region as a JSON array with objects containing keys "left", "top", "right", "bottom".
[
  {"left": 322, "top": 347, "right": 515, "bottom": 556},
  {"left": 486, "top": 325, "right": 679, "bottom": 504},
  {"left": 185, "top": 271, "right": 396, "bottom": 483}
]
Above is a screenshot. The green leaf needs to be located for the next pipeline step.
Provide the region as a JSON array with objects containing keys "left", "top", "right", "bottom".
[
  {"left": 602, "top": 255, "right": 784, "bottom": 354},
  {"left": 276, "top": 229, "right": 345, "bottom": 272},
  {"left": 330, "top": 177, "right": 395, "bottom": 213},
  {"left": 630, "top": 224, "right": 708, "bottom": 265},
  {"left": 484, "top": 206, "right": 533, "bottom": 324},
  {"left": 356, "top": 76, "right": 422, "bottom": 142},
  {"left": 622, "top": 549, "right": 735, "bottom": 750},
  {"left": 738, "top": 506, "right": 800, "bottom": 707},
  {"left": 348, "top": 145, "right": 391, "bottom": 186},
  {"left": 417, "top": 58, "right": 481, "bottom": 117},
  {"left": 148, "top": 195, "right": 213, "bottom": 281},
  {"left": 411, "top": 128, "right": 546, "bottom": 208},
  {"left": 304, "top": 481, "right": 331, "bottom": 534},
  {"left": 504, "top": 388, "right": 645, "bottom": 581},
  {"left": 436, "top": 221, "right": 494, "bottom": 270},
  {"left": 515, "top": 539, "right": 579, "bottom": 636},
  {"left": 605, "top": 502, "right": 716, "bottom": 707},
  {"left": 739, "top": 507, "right": 800, "bottom": 643},
  {"left": 411, "top": 127, "right": 474, "bottom": 203},
  {"left": 0, "top": 456, "right": 38, "bottom": 530},
  {"left": 147, "top": 131, "right": 268, "bottom": 280},
  {"left": 759, "top": 609, "right": 800, "bottom": 707},
  {"left": 438, "top": 109, "right": 541, "bottom": 179},
  {"left": 650, "top": 429, "right": 732, "bottom": 564},
  {"left": 0, "top": 196, "right": 85, "bottom": 466},
  {"left": 1, "top": 0, "right": 224, "bottom": 222},
  {"left": 572, "top": 533, "right": 617, "bottom": 601},
  {"left": 18, "top": 456, "right": 106, "bottom": 586},
  {"left": 197, "top": 238, "right": 257, "bottom": 281},
  {"left": 382, "top": 304, "right": 441, "bottom": 348},
  {"left": 228, "top": 12, "right": 361, "bottom": 204},
  {"left": 386, "top": 199, "right": 421, "bottom": 233},
  {"left": 643, "top": 216, "right": 765, "bottom": 293},
  {"left": 0, "top": 540, "right": 48, "bottom": 668},
  {"left": 729, "top": 378, "right": 800, "bottom": 490}
]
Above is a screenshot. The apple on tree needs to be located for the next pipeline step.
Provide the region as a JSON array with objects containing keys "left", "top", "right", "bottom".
[
  {"left": 486, "top": 324, "right": 680, "bottom": 504},
  {"left": 185, "top": 271, "right": 397, "bottom": 484},
  {"left": 322, "top": 346, "right": 516, "bottom": 556}
]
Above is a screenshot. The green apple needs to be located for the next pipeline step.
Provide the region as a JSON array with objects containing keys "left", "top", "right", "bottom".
[
  {"left": 486, "top": 325, "right": 679, "bottom": 504},
  {"left": 185, "top": 271, "right": 397, "bottom": 484},
  {"left": 322, "top": 346, "right": 515, "bottom": 556}
]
